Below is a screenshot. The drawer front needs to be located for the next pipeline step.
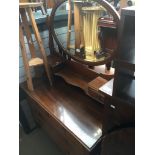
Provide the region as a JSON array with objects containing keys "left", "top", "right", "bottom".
[
  {"left": 88, "top": 88, "right": 99, "bottom": 100},
  {"left": 102, "top": 98, "right": 135, "bottom": 132},
  {"left": 101, "top": 128, "right": 135, "bottom": 155},
  {"left": 65, "top": 130, "right": 87, "bottom": 155},
  {"left": 88, "top": 88, "right": 106, "bottom": 104},
  {"left": 27, "top": 98, "right": 41, "bottom": 123},
  {"left": 43, "top": 121, "right": 69, "bottom": 154},
  {"left": 28, "top": 97, "right": 66, "bottom": 135},
  {"left": 27, "top": 97, "right": 69, "bottom": 154},
  {"left": 27, "top": 97, "right": 95, "bottom": 155}
]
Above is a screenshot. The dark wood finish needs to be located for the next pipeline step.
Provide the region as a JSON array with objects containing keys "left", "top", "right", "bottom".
[
  {"left": 98, "top": 18, "right": 118, "bottom": 51},
  {"left": 98, "top": 18, "right": 118, "bottom": 72},
  {"left": 48, "top": 18, "right": 56, "bottom": 55},
  {"left": 93, "top": 65, "right": 115, "bottom": 80},
  {"left": 114, "top": 59, "right": 135, "bottom": 71},
  {"left": 101, "top": 127, "right": 135, "bottom": 155},
  {"left": 51, "top": 59, "right": 114, "bottom": 105},
  {"left": 115, "top": 6, "right": 135, "bottom": 71},
  {"left": 47, "top": 58, "right": 115, "bottom": 105},
  {"left": 54, "top": 60, "right": 112, "bottom": 93},
  {"left": 113, "top": 6, "right": 135, "bottom": 103},
  {"left": 88, "top": 77, "right": 108, "bottom": 92},
  {"left": 20, "top": 77, "right": 105, "bottom": 154},
  {"left": 88, "top": 77, "right": 108, "bottom": 103},
  {"left": 47, "top": 53, "right": 65, "bottom": 73},
  {"left": 102, "top": 96, "right": 135, "bottom": 133},
  {"left": 55, "top": 62, "right": 97, "bottom": 92},
  {"left": 19, "top": 4, "right": 135, "bottom": 155},
  {"left": 113, "top": 70, "right": 135, "bottom": 103},
  {"left": 98, "top": 8, "right": 135, "bottom": 154}
]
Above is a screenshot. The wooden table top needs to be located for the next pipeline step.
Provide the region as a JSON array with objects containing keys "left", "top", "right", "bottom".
[
  {"left": 20, "top": 77, "right": 104, "bottom": 149},
  {"left": 19, "top": 2, "right": 43, "bottom": 8}
]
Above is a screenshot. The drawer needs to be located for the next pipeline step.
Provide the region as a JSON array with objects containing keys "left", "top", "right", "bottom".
[
  {"left": 28, "top": 97, "right": 66, "bottom": 135},
  {"left": 88, "top": 88, "right": 100, "bottom": 101},
  {"left": 65, "top": 130, "right": 87, "bottom": 155},
  {"left": 43, "top": 121, "right": 69, "bottom": 154},
  {"left": 102, "top": 97, "right": 135, "bottom": 132},
  {"left": 27, "top": 98, "right": 49, "bottom": 123},
  {"left": 88, "top": 88, "right": 106, "bottom": 104},
  {"left": 27, "top": 97, "right": 69, "bottom": 154},
  {"left": 48, "top": 114, "right": 66, "bottom": 137},
  {"left": 27, "top": 97, "right": 95, "bottom": 155},
  {"left": 101, "top": 128, "right": 135, "bottom": 155}
]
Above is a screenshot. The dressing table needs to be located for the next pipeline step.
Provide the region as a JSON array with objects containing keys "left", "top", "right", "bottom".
[{"left": 20, "top": 1, "right": 135, "bottom": 155}]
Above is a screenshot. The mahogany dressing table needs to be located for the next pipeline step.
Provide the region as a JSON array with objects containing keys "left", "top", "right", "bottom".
[{"left": 19, "top": 1, "right": 134, "bottom": 155}]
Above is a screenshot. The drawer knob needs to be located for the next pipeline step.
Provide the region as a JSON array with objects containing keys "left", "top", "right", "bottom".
[{"left": 110, "top": 104, "right": 116, "bottom": 109}]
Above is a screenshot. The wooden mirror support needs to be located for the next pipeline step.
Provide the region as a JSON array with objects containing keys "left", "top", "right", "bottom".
[
  {"left": 49, "top": 0, "right": 120, "bottom": 66},
  {"left": 47, "top": 0, "right": 121, "bottom": 103}
]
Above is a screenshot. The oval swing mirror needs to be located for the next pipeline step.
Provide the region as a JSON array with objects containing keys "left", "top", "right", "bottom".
[{"left": 49, "top": 0, "right": 120, "bottom": 66}]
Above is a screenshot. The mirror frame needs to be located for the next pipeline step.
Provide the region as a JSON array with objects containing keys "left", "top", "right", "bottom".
[{"left": 49, "top": 0, "right": 120, "bottom": 66}]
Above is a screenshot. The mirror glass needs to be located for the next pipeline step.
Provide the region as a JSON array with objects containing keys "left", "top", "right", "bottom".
[{"left": 53, "top": 0, "right": 117, "bottom": 64}]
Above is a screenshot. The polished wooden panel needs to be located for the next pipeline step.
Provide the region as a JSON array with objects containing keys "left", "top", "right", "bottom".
[
  {"left": 101, "top": 127, "right": 135, "bottom": 155},
  {"left": 113, "top": 7, "right": 135, "bottom": 103},
  {"left": 102, "top": 96, "right": 135, "bottom": 133},
  {"left": 54, "top": 60, "right": 113, "bottom": 94},
  {"left": 28, "top": 97, "right": 69, "bottom": 154},
  {"left": 20, "top": 77, "right": 104, "bottom": 150},
  {"left": 55, "top": 60, "right": 99, "bottom": 92},
  {"left": 88, "top": 77, "right": 108, "bottom": 103}
]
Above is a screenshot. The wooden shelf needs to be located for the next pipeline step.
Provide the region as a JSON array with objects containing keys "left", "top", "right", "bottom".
[
  {"left": 55, "top": 68, "right": 89, "bottom": 92},
  {"left": 88, "top": 77, "right": 109, "bottom": 104},
  {"left": 88, "top": 77, "right": 108, "bottom": 92},
  {"left": 55, "top": 61, "right": 99, "bottom": 92},
  {"left": 53, "top": 60, "right": 114, "bottom": 94},
  {"left": 29, "top": 57, "right": 43, "bottom": 67}
]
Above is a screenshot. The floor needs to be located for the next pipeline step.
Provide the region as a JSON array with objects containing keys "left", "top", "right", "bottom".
[{"left": 19, "top": 126, "right": 65, "bottom": 155}]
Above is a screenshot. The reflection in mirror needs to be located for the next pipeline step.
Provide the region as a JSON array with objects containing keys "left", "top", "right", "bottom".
[
  {"left": 53, "top": 0, "right": 117, "bottom": 64},
  {"left": 54, "top": 1, "right": 75, "bottom": 50}
]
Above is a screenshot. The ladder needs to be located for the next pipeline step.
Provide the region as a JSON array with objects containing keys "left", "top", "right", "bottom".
[{"left": 19, "top": 2, "right": 52, "bottom": 91}]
